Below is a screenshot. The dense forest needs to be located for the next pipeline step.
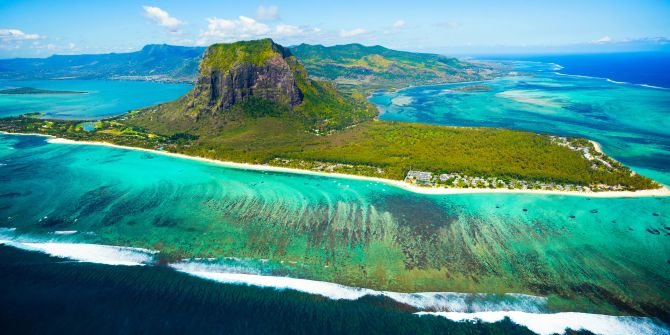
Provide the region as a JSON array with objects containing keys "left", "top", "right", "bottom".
[{"left": 0, "top": 112, "right": 658, "bottom": 191}]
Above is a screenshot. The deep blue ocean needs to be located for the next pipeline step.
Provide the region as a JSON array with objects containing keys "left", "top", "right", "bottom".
[{"left": 484, "top": 51, "right": 670, "bottom": 89}]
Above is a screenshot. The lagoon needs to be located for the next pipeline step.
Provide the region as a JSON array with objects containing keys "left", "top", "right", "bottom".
[
  {"left": 371, "top": 61, "right": 670, "bottom": 186},
  {"left": 0, "top": 79, "right": 191, "bottom": 119},
  {"left": 1, "top": 59, "right": 669, "bottom": 332}
]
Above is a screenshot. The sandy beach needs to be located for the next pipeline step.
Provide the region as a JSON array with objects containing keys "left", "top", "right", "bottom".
[
  {"left": 589, "top": 140, "right": 604, "bottom": 154},
  {"left": 3, "top": 131, "right": 667, "bottom": 198},
  {"left": 28, "top": 135, "right": 665, "bottom": 198}
]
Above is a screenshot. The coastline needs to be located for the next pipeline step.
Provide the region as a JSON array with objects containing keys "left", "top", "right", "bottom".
[{"left": 4, "top": 131, "right": 667, "bottom": 198}]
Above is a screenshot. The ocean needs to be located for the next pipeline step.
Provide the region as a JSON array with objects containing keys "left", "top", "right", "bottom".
[
  {"left": 483, "top": 51, "right": 670, "bottom": 89},
  {"left": 1, "top": 55, "right": 670, "bottom": 334},
  {"left": 0, "top": 79, "right": 191, "bottom": 119},
  {"left": 371, "top": 57, "right": 670, "bottom": 186}
]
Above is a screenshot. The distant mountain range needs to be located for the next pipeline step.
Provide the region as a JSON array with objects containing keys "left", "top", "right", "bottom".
[
  {"left": 290, "top": 43, "right": 499, "bottom": 92},
  {"left": 0, "top": 44, "right": 206, "bottom": 82},
  {"left": 0, "top": 43, "right": 502, "bottom": 89},
  {"left": 1, "top": 38, "right": 655, "bottom": 193}
]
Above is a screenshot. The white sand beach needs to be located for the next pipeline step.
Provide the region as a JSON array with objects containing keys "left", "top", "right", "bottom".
[{"left": 32, "top": 135, "right": 669, "bottom": 198}]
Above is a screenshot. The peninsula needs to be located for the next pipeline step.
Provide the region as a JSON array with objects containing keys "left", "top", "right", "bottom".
[
  {"left": 0, "top": 39, "right": 661, "bottom": 194},
  {"left": 0, "top": 87, "right": 86, "bottom": 95}
]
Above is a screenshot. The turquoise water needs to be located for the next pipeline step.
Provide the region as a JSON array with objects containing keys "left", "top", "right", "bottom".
[
  {"left": 370, "top": 62, "right": 670, "bottom": 185},
  {"left": 1, "top": 68, "right": 670, "bottom": 329},
  {"left": 0, "top": 79, "right": 191, "bottom": 119},
  {"left": 0, "top": 133, "right": 668, "bottom": 321}
]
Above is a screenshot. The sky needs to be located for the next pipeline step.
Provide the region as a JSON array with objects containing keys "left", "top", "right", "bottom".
[{"left": 1, "top": 0, "right": 669, "bottom": 58}]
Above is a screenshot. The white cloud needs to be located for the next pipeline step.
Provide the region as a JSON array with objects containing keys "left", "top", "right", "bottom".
[
  {"left": 392, "top": 20, "right": 406, "bottom": 29},
  {"left": 142, "top": 6, "right": 183, "bottom": 32},
  {"left": 257, "top": 5, "right": 279, "bottom": 21},
  {"left": 340, "top": 28, "right": 367, "bottom": 38},
  {"left": 0, "top": 28, "right": 42, "bottom": 41},
  {"left": 275, "top": 24, "right": 304, "bottom": 37},
  {"left": 199, "top": 16, "right": 271, "bottom": 44},
  {"left": 591, "top": 36, "right": 612, "bottom": 44}
]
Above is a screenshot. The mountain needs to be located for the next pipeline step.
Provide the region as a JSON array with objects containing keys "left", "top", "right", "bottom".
[
  {"left": 125, "top": 39, "right": 377, "bottom": 133},
  {"left": 0, "top": 44, "right": 205, "bottom": 82},
  {"left": 1, "top": 39, "right": 657, "bottom": 192},
  {"left": 0, "top": 43, "right": 501, "bottom": 89},
  {"left": 289, "top": 43, "right": 502, "bottom": 92}
]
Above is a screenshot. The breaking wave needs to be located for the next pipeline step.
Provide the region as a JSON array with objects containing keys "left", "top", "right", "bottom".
[
  {"left": 554, "top": 72, "right": 669, "bottom": 90},
  {"left": 0, "top": 239, "right": 667, "bottom": 335},
  {"left": 0, "top": 239, "right": 156, "bottom": 266},
  {"left": 171, "top": 261, "right": 548, "bottom": 312},
  {"left": 419, "top": 311, "right": 669, "bottom": 335}
]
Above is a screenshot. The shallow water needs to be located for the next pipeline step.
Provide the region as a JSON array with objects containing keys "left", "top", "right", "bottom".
[
  {"left": 0, "top": 134, "right": 668, "bottom": 321},
  {"left": 370, "top": 61, "right": 670, "bottom": 185},
  {"left": 0, "top": 79, "right": 191, "bottom": 119},
  {"left": 1, "top": 66, "right": 670, "bottom": 332}
]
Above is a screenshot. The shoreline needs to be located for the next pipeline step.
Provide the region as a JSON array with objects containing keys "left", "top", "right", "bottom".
[{"left": 4, "top": 131, "right": 667, "bottom": 198}]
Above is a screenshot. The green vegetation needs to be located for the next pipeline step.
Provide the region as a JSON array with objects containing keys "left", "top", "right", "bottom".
[
  {"left": 200, "top": 38, "right": 286, "bottom": 73},
  {"left": 0, "top": 87, "right": 86, "bottom": 95},
  {"left": 287, "top": 57, "right": 378, "bottom": 131},
  {"left": 127, "top": 39, "right": 378, "bottom": 133},
  {"left": 0, "top": 44, "right": 205, "bottom": 82},
  {"left": 2, "top": 39, "right": 667, "bottom": 327},
  {"left": 290, "top": 43, "right": 506, "bottom": 93},
  {"left": 0, "top": 112, "right": 658, "bottom": 191},
  {"left": 0, "top": 39, "right": 659, "bottom": 191},
  {"left": 451, "top": 84, "right": 493, "bottom": 92}
]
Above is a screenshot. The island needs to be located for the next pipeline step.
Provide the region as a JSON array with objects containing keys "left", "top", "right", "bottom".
[
  {"left": 2, "top": 39, "right": 670, "bottom": 328},
  {"left": 0, "top": 87, "right": 86, "bottom": 95},
  {"left": 450, "top": 84, "right": 493, "bottom": 92},
  {"left": 0, "top": 39, "right": 663, "bottom": 195}
]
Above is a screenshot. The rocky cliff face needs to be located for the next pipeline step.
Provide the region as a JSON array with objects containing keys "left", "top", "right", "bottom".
[
  {"left": 186, "top": 40, "right": 303, "bottom": 114},
  {"left": 126, "top": 39, "right": 378, "bottom": 133}
]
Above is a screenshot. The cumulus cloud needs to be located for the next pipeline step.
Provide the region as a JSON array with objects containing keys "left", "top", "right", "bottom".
[
  {"left": 275, "top": 24, "right": 304, "bottom": 37},
  {"left": 257, "top": 5, "right": 279, "bottom": 21},
  {"left": 340, "top": 28, "right": 367, "bottom": 38},
  {"left": 392, "top": 20, "right": 406, "bottom": 29},
  {"left": 591, "top": 36, "right": 612, "bottom": 44},
  {"left": 0, "top": 28, "right": 42, "bottom": 41},
  {"left": 143, "top": 6, "right": 183, "bottom": 32},
  {"left": 199, "top": 16, "right": 271, "bottom": 44}
]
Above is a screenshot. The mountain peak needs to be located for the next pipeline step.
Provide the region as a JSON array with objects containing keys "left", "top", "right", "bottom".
[
  {"left": 127, "top": 39, "right": 377, "bottom": 133},
  {"left": 200, "top": 38, "right": 291, "bottom": 73},
  {"left": 187, "top": 38, "right": 303, "bottom": 114}
]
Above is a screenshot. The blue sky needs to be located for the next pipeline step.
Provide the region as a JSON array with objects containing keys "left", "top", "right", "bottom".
[{"left": 1, "top": 0, "right": 669, "bottom": 58}]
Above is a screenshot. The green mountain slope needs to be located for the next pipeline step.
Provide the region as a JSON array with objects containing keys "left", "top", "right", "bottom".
[
  {"left": 125, "top": 39, "right": 377, "bottom": 133},
  {"left": 0, "top": 39, "right": 658, "bottom": 191},
  {"left": 0, "top": 42, "right": 501, "bottom": 90},
  {"left": 290, "top": 43, "right": 503, "bottom": 92},
  {"left": 0, "top": 44, "right": 205, "bottom": 82}
]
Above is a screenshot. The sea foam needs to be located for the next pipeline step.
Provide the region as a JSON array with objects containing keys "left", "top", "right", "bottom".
[
  {"left": 554, "top": 72, "right": 670, "bottom": 90},
  {"left": 0, "top": 240, "right": 155, "bottom": 266},
  {"left": 170, "top": 262, "right": 547, "bottom": 313},
  {"left": 0, "top": 240, "right": 666, "bottom": 334},
  {"left": 418, "top": 311, "right": 669, "bottom": 335},
  {"left": 172, "top": 262, "right": 669, "bottom": 334}
]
